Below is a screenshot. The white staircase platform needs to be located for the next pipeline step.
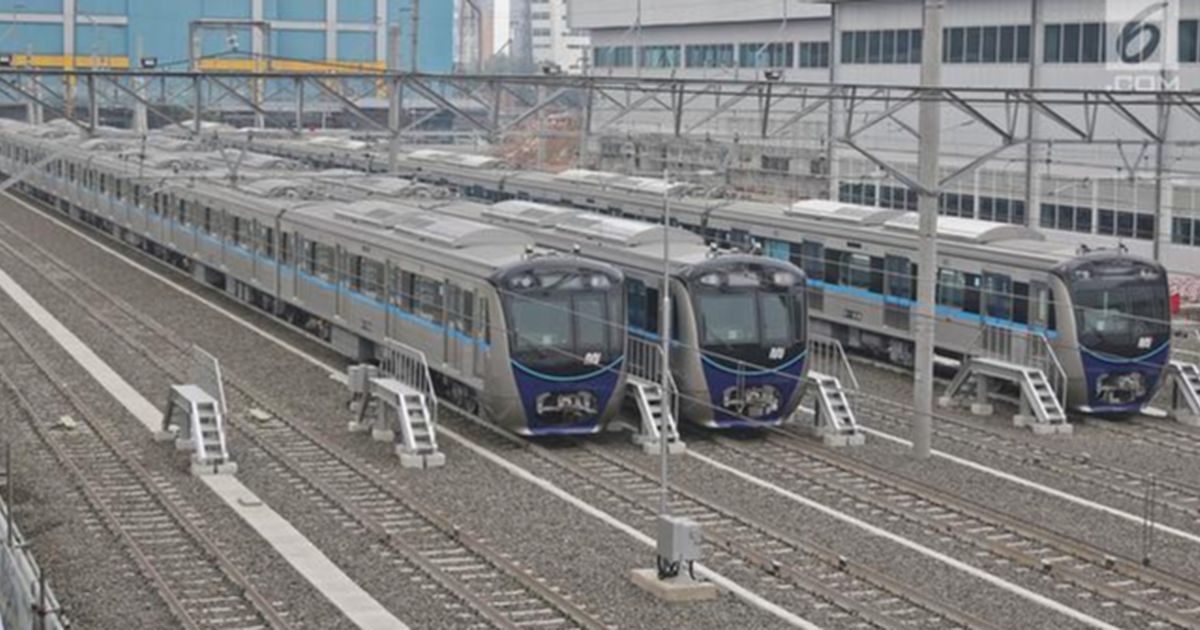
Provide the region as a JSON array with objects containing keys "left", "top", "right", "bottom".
[
  {"left": 350, "top": 373, "right": 444, "bottom": 469},
  {"left": 628, "top": 376, "right": 684, "bottom": 455},
  {"left": 158, "top": 384, "right": 237, "bottom": 475},
  {"left": 798, "top": 371, "right": 864, "bottom": 447},
  {"left": 942, "top": 357, "right": 1072, "bottom": 435}
]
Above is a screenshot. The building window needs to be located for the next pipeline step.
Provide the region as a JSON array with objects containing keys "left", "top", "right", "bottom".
[
  {"left": 594, "top": 46, "right": 633, "bottom": 68},
  {"left": 685, "top": 44, "right": 735, "bottom": 68},
  {"left": 640, "top": 45, "right": 681, "bottom": 68},
  {"left": 1041, "top": 203, "right": 1093, "bottom": 233},
  {"left": 739, "top": 42, "right": 793, "bottom": 68},
  {"left": 977, "top": 196, "right": 1027, "bottom": 225},
  {"left": 1045, "top": 23, "right": 1107, "bottom": 63},
  {"left": 841, "top": 29, "right": 921, "bottom": 64},
  {"left": 879, "top": 184, "right": 918, "bottom": 211},
  {"left": 1094, "top": 208, "right": 1155, "bottom": 240},
  {"left": 798, "top": 41, "right": 830, "bottom": 68},
  {"left": 761, "top": 156, "right": 790, "bottom": 173},
  {"left": 1173, "top": 216, "right": 1198, "bottom": 246},
  {"left": 838, "top": 182, "right": 876, "bottom": 206},
  {"left": 1181, "top": 20, "right": 1199, "bottom": 62},
  {"left": 943, "top": 25, "right": 1030, "bottom": 63},
  {"left": 940, "top": 192, "right": 975, "bottom": 219}
]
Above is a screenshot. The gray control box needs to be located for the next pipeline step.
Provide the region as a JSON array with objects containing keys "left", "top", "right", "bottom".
[{"left": 657, "top": 515, "right": 703, "bottom": 563}]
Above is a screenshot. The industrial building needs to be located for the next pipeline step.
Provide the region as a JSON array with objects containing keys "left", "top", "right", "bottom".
[
  {"left": 571, "top": 0, "right": 1200, "bottom": 273},
  {"left": 0, "top": 0, "right": 456, "bottom": 72}
]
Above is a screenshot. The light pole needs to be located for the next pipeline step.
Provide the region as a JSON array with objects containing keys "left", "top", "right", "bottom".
[
  {"left": 912, "top": 0, "right": 944, "bottom": 459},
  {"left": 659, "top": 166, "right": 672, "bottom": 519}
]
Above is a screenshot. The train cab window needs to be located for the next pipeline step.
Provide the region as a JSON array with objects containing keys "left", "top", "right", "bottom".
[
  {"left": 982, "top": 273, "right": 1013, "bottom": 321},
  {"left": 411, "top": 275, "right": 445, "bottom": 324}
]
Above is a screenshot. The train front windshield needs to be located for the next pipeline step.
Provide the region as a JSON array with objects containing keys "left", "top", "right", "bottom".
[
  {"left": 1071, "top": 263, "right": 1170, "bottom": 359},
  {"left": 504, "top": 268, "right": 624, "bottom": 372},
  {"left": 692, "top": 264, "right": 807, "bottom": 366}
]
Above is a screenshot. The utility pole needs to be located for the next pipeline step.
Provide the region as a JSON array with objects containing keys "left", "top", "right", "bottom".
[
  {"left": 912, "top": 0, "right": 944, "bottom": 459},
  {"left": 410, "top": 0, "right": 420, "bottom": 72},
  {"left": 659, "top": 166, "right": 672, "bottom": 518}
]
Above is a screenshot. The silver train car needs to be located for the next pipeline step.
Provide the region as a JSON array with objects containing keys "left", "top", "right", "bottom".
[
  {"left": 419, "top": 197, "right": 808, "bottom": 428},
  {"left": 0, "top": 122, "right": 629, "bottom": 436},
  {"left": 238, "top": 137, "right": 1173, "bottom": 416}
]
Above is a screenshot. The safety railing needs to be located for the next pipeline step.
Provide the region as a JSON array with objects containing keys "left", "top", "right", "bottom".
[
  {"left": 627, "top": 335, "right": 679, "bottom": 420},
  {"left": 808, "top": 336, "right": 859, "bottom": 391},
  {"left": 189, "top": 345, "right": 228, "bottom": 417},
  {"left": 967, "top": 324, "right": 1067, "bottom": 411},
  {"left": 379, "top": 339, "right": 440, "bottom": 426},
  {"left": 1, "top": 468, "right": 67, "bottom": 629}
]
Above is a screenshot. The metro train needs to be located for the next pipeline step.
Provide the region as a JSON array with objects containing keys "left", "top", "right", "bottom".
[
  {"left": 233, "top": 134, "right": 1173, "bottom": 415},
  {"left": 0, "top": 121, "right": 629, "bottom": 436},
  {"left": 390, "top": 197, "right": 809, "bottom": 428}
]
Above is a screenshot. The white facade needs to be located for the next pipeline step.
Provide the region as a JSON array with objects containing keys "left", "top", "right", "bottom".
[
  {"left": 572, "top": 0, "right": 1200, "bottom": 275},
  {"left": 532, "top": 0, "right": 589, "bottom": 72}
]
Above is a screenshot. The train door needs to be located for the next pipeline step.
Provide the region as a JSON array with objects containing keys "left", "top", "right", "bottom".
[
  {"left": 884, "top": 255, "right": 914, "bottom": 332},
  {"left": 445, "top": 282, "right": 472, "bottom": 375},
  {"left": 982, "top": 272, "right": 1014, "bottom": 357},
  {"left": 474, "top": 295, "right": 490, "bottom": 380}
]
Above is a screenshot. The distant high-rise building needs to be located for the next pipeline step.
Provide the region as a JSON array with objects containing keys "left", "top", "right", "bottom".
[
  {"left": 0, "top": 0, "right": 455, "bottom": 74},
  {"left": 531, "top": 0, "right": 588, "bottom": 73}
]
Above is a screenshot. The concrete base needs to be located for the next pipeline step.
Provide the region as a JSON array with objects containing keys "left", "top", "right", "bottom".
[
  {"left": 1030, "top": 422, "right": 1073, "bottom": 436},
  {"left": 640, "top": 440, "right": 687, "bottom": 455},
  {"left": 630, "top": 569, "right": 719, "bottom": 603},
  {"left": 174, "top": 438, "right": 194, "bottom": 451},
  {"left": 153, "top": 429, "right": 177, "bottom": 443},
  {"left": 1175, "top": 413, "right": 1200, "bottom": 428},
  {"left": 346, "top": 421, "right": 370, "bottom": 433},
  {"left": 823, "top": 432, "right": 866, "bottom": 448},
  {"left": 371, "top": 428, "right": 396, "bottom": 443},
  {"left": 970, "top": 402, "right": 995, "bottom": 416},
  {"left": 937, "top": 395, "right": 959, "bottom": 409},
  {"left": 397, "top": 449, "right": 445, "bottom": 469},
  {"left": 191, "top": 460, "right": 239, "bottom": 476},
  {"left": 1012, "top": 414, "right": 1035, "bottom": 428},
  {"left": 1141, "top": 406, "right": 1169, "bottom": 419}
]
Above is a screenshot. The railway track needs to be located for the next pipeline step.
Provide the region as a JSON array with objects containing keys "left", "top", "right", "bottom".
[
  {"left": 708, "top": 428, "right": 1200, "bottom": 629},
  {"left": 1090, "top": 418, "right": 1200, "bottom": 459},
  {"left": 448, "top": 414, "right": 998, "bottom": 630},
  {"left": 0, "top": 310, "right": 290, "bottom": 630},
  {"left": 856, "top": 393, "right": 1200, "bottom": 524},
  {"left": 0, "top": 211, "right": 993, "bottom": 629},
  {"left": 0, "top": 221, "right": 614, "bottom": 630}
]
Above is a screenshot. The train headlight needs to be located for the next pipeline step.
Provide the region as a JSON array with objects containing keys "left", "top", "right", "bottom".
[
  {"left": 699, "top": 273, "right": 722, "bottom": 288},
  {"left": 770, "top": 271, "right": 795, "bottom": 288},
  {"left": 589, "top": 274, "right": 612, "bottom": 290},
  {"left": 1074, "top": 270, "right": 1092, "bottom": 280},
  {"left": 511, "top": 275, "right": 537, "bottom": 289},
  {"left": 1139, "top": 268, "right": 1160, "bottom": 280}
]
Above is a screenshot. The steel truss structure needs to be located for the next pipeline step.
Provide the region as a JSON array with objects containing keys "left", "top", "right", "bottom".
[{"left": 2, "top": 69, "right": 1198, "bottom": 254}]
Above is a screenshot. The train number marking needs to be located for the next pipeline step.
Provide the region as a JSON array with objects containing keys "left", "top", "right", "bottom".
[{"left": 583, "top": 352, "right": 602, "bottom": 366}]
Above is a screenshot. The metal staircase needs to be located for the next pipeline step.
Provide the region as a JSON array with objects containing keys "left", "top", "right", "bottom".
[
  {"left": 1165, "top": 360, "right": 1200, "bottom": 426},
  {"left": 799, "top": 337, "right": 864, "bottom": 447},
  {"left": 156, "top": 346, "right": 237, "bottom": 475},
  {"left": 628, "top": 376, "right": 682, "bottom": 454},
  {"left": 347, "top": 340, "right": 445, "bottom": 469},
  {"left": 941, "top": 326, "right": 1072, "bottom": 435},
  {"left": 625, "top": 337, "right": 684, "bottom": 454},
  {"left": 160, "top": 385, "right": 236, "bottom": 475}
]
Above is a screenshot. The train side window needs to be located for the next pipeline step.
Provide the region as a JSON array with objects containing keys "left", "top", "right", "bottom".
[
  {"left": 936, "top": 269, "right": 965, "bottom": 309},
  {"left": 363, "top": 258, "right": 385, "bottom": 300},
  {"left": 846, "top": 253, "right": 873, "bottom": 291},
  {"left": 389, "top": 268, "right": 407, "bottom": 310},
  {"left": 1029, "top": 282, "right": 1051, "bottom": 330},
  {"left": 259, "top": 225, "right": 275, "bottom": 259},
  {"left": 963, "top": 273, "right": 982, "bottom": 314},
  {"left": 237, "top": 217, "right": 253, "bottom": 248},
  {"left": 99, "top": 174, "right": 107, "bottom": 195},
  {"left": 983, "top": 273, "right": 1013, "bottom": 321},
  {"left": 824, "top": 249, "right": 845, "bottom": 285},
  {"left": 230, "top": 217, "right": 243, "bottom": 246},
  {"left": 412, "top": 275, "right": 445, "bottom": 325},
  {"left": 1013, "top": 282, "right": 1030, "bottom": 325},
  {"left": 885, "top": 255, "right": 913, "bottom": 300},
  {"left": 447, "top": 285, "right": 474, "bottom": 334},
  {"left": 280, "top": 232, "right": 291, "bottom": 265},
  {"left": 203, "top": 206, "right": 214, "bottom": 234},
  {"left": 479, "top": 299, "right": 490, "bottom": 344},
  {"left": 793, "top": 241, "right": 824, "bottom": 282}
]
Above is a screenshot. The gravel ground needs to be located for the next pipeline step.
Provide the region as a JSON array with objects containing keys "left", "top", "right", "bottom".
[{"left": 0, "top": 198, "right": 791, "bottom": 627}]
